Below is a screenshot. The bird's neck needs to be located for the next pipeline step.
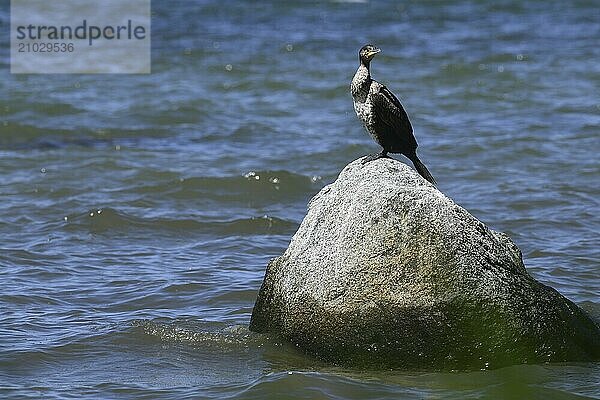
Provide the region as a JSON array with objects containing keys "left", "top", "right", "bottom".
[
  {"left": 358, "top": 60, "right": 371, "bottom": 77},
  {"left": 351, "top": 63, "right": 371, "bottom": 98}
]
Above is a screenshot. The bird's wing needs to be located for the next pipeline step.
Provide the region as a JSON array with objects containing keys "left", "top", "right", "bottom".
[{"left": 371, "top": 85, "right": 414, "bottom": 136}]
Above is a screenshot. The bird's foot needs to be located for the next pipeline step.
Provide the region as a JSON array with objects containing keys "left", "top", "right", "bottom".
[{"left": 361, "top": 151, "right": 390, "bottom": 164}]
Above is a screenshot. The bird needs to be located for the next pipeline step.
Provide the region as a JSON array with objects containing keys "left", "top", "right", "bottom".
[{"left": 350, "top": 44, "right": 436, "bottom": 184}]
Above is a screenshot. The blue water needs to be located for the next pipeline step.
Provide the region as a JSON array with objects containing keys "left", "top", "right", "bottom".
[{"left": 1, "top": 1, "right": 599, "bottom": 398}]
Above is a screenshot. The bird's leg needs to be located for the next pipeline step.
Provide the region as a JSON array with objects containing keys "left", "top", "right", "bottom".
[{"left": 361, "top": 149, "right": 390, "bottom": 164}]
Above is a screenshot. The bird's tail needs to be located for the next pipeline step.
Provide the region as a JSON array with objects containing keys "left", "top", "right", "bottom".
[{"left": 407, "top": 153, "right": 437, "bottom": 185}]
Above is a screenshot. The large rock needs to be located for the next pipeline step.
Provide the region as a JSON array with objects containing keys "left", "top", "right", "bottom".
[{"left": 250, "top": 157, "right": 600, "bottom": 370}]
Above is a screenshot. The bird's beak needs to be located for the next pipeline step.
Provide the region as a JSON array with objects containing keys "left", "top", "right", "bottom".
[{"left": 367, "top": 48, "right": 381, "bottom": 57}]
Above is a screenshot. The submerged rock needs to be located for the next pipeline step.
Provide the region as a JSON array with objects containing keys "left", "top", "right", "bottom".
[{"left": 250, "top": 157, "right": 600, "bottom": 370}]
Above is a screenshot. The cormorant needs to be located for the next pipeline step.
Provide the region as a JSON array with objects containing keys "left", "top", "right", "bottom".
[{"left": 351, "top": 44, "right": 436, "bottom": 184}]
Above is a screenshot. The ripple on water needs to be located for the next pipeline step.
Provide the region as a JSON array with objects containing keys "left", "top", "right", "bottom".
[{"left": 60, "top": 207, "right": 298, "bottom": 237}]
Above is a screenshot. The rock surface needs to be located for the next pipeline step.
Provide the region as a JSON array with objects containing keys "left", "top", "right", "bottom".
[{"left": 250, "top": 157, "right": 600, "bottom": 370}]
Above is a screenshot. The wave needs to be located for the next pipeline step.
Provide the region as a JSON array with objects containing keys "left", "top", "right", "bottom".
[
  {"left": 129, "top": 170, "right": 323, "bottom": 202},
  {"left": 130, "top": 319, "right": 262, "bottom": 349},
  {"left": 61, "top": 207, "right": 297, "bottom": 236},
  {"left": 1, "top": 123, "right": 172, "bottom": 150}
]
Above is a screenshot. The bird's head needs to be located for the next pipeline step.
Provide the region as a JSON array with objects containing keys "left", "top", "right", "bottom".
[{"left": 359, "top": 44, "right": 381, "bottom": 64}]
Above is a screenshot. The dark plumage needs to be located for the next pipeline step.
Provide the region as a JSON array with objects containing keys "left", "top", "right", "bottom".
[{"left": 351, "top": 44, "right": 436, "bottom": 184}]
